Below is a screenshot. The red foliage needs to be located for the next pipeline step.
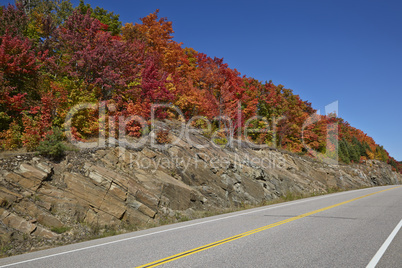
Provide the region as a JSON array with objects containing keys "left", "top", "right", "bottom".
[
  {"left": 55, "top": 10, "right": 145, "bottom": 101},
  {"left": 0, "top": 3, "right": 398, "bottom": 172},
  {"left": 0, "top": 33, "right": 38, "bottom": 81},
  {"left": 156, "top": 129, "right": 171, "bottom": 144},
  {"left": 0, "top": 3, "right": 28, "bottom": 37}
]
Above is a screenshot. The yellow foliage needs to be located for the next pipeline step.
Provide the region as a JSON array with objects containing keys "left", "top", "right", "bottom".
[
  {"left": 0, "top": 121, "right": 22, "bottom": 150},
  {"left": 366, "top": 150, "right": 375, "bottom": 160}
]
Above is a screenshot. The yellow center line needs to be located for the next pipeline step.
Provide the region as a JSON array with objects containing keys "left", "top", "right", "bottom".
[{"left": 136, "top": 186, "right": 402, "bottom": 268}]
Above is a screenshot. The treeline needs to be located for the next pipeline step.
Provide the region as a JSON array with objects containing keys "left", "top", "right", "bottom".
[{"left": 0, "top": 0, "right": 400, "bottom": 172}]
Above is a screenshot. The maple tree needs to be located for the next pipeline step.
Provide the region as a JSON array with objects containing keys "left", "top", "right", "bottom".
[
  {"left": 0, "top": 1, "right": 400, "bottom": 173},
  {"left": 0, "top": 3, "right": 29, "bottom": 37},
  {"left": 76, "top": 0, "right": 121, "bottom": 36}
]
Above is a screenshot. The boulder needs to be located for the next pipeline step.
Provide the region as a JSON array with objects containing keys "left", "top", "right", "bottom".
[
  {"left": 0, "top": 209, "right": 36, "bottom": 234},
  {"left": 127, "top": 195, "right": 156, "bottom": 218},
  {"left": 14, "top": 201, "right": 64, "bottom": 228},
  {"left": 2, "top": 163, "right": 51, "bottom": 192},
  {"left": 32, "top": 226, "right": 59, "bottom": 239}
]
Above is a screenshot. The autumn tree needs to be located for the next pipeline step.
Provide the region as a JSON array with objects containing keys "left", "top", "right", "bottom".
[
  {"left": 0, "top": 3, "right": 29, "bottom": 37},
  {"left": 76, "top": 0, "right": 121, "bottom": 35},
  {"left": 122, "top": 9, "right": 183, "bottom": 73},
  {"left": 0, "top": 32, "right": 41, "bottom": 132},
  {"left": 0, "top": 2, "right": 399, "bottom": 174}
]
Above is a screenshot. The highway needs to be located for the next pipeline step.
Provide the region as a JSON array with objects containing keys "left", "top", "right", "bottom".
[{"left": 0, "top": 185, "right": 401, "bottom": 267}]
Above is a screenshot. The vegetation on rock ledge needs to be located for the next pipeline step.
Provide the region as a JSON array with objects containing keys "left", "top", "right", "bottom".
[{"left": 0, "top": 0, "right": 400, "bottom": 172}]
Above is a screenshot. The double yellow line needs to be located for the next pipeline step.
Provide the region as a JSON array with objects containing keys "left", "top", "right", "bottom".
[{"left": 137, "top": 186, "right": 401, "bottom": 268}]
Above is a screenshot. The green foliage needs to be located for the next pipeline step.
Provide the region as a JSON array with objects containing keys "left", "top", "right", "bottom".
[
  {"left": 199, "top": 120, "right": 218, "bottom": 139},
  {"left": 338, "top": 139, "right": 350, "bottom": 164},
  {"left": 375, "top": 145, "right": 388, "bottom": 162},
  {"left": 51, "top": 226, "right": 70, "bottom": 234},
  {"left": 213, "top": 136, "right": 228, "bottom": 146},
  {"left": 76, "top": 0, "right": 121, "bottom": 35},
  {"left": 174, "top": 212, "right": 190, "bottom": 222},
  {"left": 0, "top": 2, "right": 400, "bottom": 173},
  {"left": 0, "top": 120, "right": 22, "bottom": 150},
  {"left": 339, "top": 138, "right": 361, "bottom": 163},
  {"left": 36, "top": 127, "right": 67, "bottom": 159},
  {"left": 351, "top": 136, "right": 369, "bottom": 158},
  {"left": 348, "top": 144, "right": 360, "bottom": 163},
  {"left": 338, "top": 137, "right": 377, "bottom": 164},
  {"left": 388, "top": 158, "right": 399, "bottom": 172},
  {"left": 23, "top": 0, "right": 73, "bottom": 23},
  {"left": 15, "top": 0, "right": 73, "bottom": 42}
]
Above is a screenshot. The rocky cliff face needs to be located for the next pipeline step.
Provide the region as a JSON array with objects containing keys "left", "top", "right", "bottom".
[{"left": 0, "top": 121, "right": 401, "bottom": 256}]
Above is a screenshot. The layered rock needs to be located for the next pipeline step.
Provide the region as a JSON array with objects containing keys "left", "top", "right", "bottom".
[{"left": 0, "top": 121, "right": 401, "bottom": 256}]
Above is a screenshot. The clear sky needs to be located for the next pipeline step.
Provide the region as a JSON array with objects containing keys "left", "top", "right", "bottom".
[{"left": 2, "top": 0, "right": 402, "bottom": 160}]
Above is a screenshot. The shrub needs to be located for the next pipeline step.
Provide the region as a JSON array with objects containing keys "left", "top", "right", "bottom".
[
  {"left": 36, "top": 127, "right": 67, "bottom": 159},
  {"left": 156, "top": 129, "right": 171, "bottom": 144},
  {"left": 0, "top": 121, "right": 22, "bottom": 150},
  {"left": 51, "top": 226, "right": 70, "bottom": 234}
]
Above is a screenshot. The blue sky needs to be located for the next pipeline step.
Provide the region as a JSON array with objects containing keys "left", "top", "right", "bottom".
[{"left": 2, "top": 0, "right": 402, "bottom": 160}]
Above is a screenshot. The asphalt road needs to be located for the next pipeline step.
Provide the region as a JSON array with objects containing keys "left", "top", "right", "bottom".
[{"left": 1, "top": 185, "right": 401, "bottom": 268}]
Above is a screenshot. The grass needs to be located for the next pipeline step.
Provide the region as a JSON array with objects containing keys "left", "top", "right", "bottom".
[
  {"left": 51, "top": 226, "right": 71, "bottom": 234},
  {"left": 0, "top": 245, "right": 12, "bottom": 254},
  {"left": 98, "top": 228, "right": 119, "bottom": 238},
  {"left": 0, "top": 199, "right": 8, "bottom": 207},
  {"left": 234, "top": 187, "right": 345, "bottom": 211}
]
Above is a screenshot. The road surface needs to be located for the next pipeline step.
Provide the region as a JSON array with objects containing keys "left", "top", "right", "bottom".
[{"left": 1, "top": 185, "right": 401, "bottom": 267}]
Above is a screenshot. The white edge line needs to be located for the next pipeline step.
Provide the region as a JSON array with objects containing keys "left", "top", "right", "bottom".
[
  {"left": 0, "top": 186, "right": 383, "bottom": 267},
  {"left": 366, "top": 218, "right": 402, "bottom": 268}
]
